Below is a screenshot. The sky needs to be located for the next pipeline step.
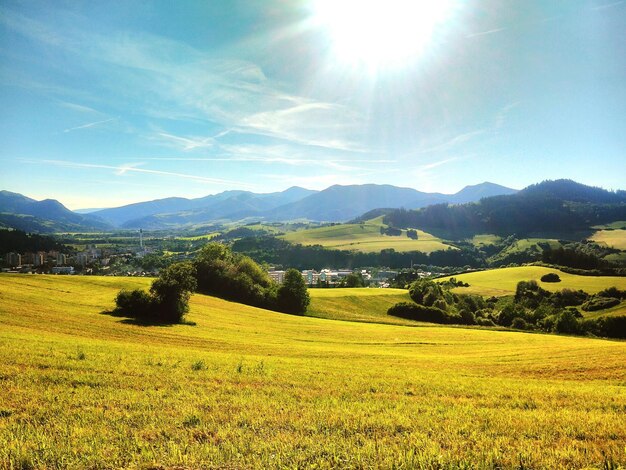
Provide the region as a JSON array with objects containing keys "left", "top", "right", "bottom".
[{"left": 0, "top": 0, "right": 625, "bottom": 210}]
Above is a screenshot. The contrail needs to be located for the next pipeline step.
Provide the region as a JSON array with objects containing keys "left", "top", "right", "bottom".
[{"left": 63, "top": 117, "right": 117, "bottom": 133}]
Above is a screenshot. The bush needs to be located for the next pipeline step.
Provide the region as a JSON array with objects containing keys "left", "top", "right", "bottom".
[
  {"left": 550, "top": 288, "right": 588, "bottom": 307},
  {"left": 458, "top": 309, "right": 476, "bottom": 325},
  {"left": 114, "top": 289, "right": 153, "bottom": 318},
  {"left": 597, "top": 287, "right": 626, "bottom": 300},
  {"left": 553, "top": 309, "right": 581, "bottom": 334},
  {"left": 409, "top": 279, "right": 448, "bottom": 307},
  {"left": 581, "top": 316, "right": 626, "bottom": 339},
  {"left": 582, "top": 297, "right": 620, "bottom": 312},
  {"left": 600, "top": 316, "right": 626, "bottom": 339},
  {"left": 511, "top": 317, "right": 530, "bottom": 330},
  {"left": 388, "top": 302, "right": 456, "bottom": 324},
  {"left": 540, "top": 273, "right": 561, "bottom": 283},
  {"left": 496, "top": 302, "right": 527, "bottom": 327},
  {"left": 476, "top": 317, "right": 496, "bottom": 327}
]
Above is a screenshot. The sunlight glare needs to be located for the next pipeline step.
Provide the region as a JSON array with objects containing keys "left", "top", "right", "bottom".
[{"left": 313, "top": 0, "right": 454, "bottom": 69}]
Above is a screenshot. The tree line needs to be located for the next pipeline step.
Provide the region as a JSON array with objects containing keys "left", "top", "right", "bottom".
[
  {"left": 114, "top": 243, "right": 309, "bottom": 323},
  {"left": 382, "top": 180, "right": 626, "bottom": 238}
]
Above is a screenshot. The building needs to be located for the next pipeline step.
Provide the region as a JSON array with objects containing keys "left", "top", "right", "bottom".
[
  {"left": 33, "top": 252, "right": 45, "bottom": 267},
  {"left": 51, "top": 266, "right": 74, "bottom": 274},
  {"left": 301, "top": 269, "right": 320, "bottom": 286},
  {"left": 4, "top": 252, "right": 21, "bottom": 267},
  {"left": 268, "top": 270, "right": 286, "bottom": 284},
  {"left": 22, "top": 252, "right": 35, "bottom": 265},
  {"left": 75, "top": 252, "right": 91, "bottom": 266}
]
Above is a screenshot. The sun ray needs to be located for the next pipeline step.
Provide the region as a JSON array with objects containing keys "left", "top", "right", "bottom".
[{"left": 311, "top": 0, "right": 455, "bottom": 71}]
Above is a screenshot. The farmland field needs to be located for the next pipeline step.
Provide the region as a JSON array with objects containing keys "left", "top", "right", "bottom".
[
  {"left": 307, "top": 287, "right": 413, "bottom": 325},
  {"left": 282, "top": 217, "right": 454, "bottom": 253},
  {"left": 440, "top": 266, "right": 626, "bottom": 297},
  {"left": 590, "top": 229, "right": 626, "bottom": 250},
  {"left": 1, "top": 274, "right": 626, "bottom": 468}
]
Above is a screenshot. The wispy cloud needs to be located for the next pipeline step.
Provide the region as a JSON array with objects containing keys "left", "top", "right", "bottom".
[
  {"left": 466, "top": 28, "right": 506, "bottom": 39},
  {"left": 24, "top": 159, "right": 257, "bottom": 188},
  {"left": 2, "top": 7, "right": 366, "bottom": 153},
  {"left": 56, "top": 101, "right": 102, "bottom": 115},
  {"left": 494, "top": 101, "right": 521, "bottom": 130},
  {"left": 417, "top": 157, "right": 459, "bottom": 172},
  {"left": 405, "top": 129, "right": 487, "bottom": 158},
  {"left": 152, "top": 132, "right": 216, "bottom": 151},
  {"left": 63, "top": 117, "right": 117, "bottom": 133}
]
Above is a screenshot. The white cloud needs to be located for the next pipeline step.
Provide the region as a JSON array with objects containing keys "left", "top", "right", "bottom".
[
  {"left": 29, "top": 159, "right": 257, "bottom": 188},
  {"left": 2, "top": 8, "right": 366, "bottom": 153},
  {"left": 63, "top": 117, "right": 117, "bottom": 133}
]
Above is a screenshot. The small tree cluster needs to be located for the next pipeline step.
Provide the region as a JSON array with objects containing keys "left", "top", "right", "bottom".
[
  {"left": 115, "top": 262, "right": 197, "bottom": 323},
  {"left": 388, "top": 278, "right": 626, "bottom": 339},
  {"left": 193, "top": 243, "right": 309, "bottom": 314}
]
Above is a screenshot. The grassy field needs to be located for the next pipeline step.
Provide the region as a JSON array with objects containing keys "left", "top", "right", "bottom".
[
  {"left": 467, "top": 234, "right": 501, "bottom": 246},
  {"left": 1, "top": 274, "right": 626, "bottom": 468},
  {"left": 440, "top": 266, "right": 626, "bottom": 297},
  {"left": 488, "top": 238, "right": 562, "bottom": 263},
  {"left": 590, "top": 229, "right": 626, "bottom": 250},
  {"left": 282, "top": 217, "right": 454, "bottom": 253},
  {"left": 308, "top": 287, "right": 414, "bottom": 325},
  {"left": 592, "top": 221, "right": 626, "bottom": 230}
]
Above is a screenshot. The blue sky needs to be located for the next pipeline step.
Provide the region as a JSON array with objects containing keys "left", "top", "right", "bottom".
[{"left": 1, "top": 0, "right": 624, "bottom": 209}]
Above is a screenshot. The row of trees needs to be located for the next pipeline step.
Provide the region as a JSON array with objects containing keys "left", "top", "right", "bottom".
[
  {"left": 114, "top": 243, "right": 309, "bottom": 323},
  {"left": 232, "top": 236, "right": 485, "bottom": 269},
  {"left": 387, "top": 278, "right": 626, "bottom": 339}
]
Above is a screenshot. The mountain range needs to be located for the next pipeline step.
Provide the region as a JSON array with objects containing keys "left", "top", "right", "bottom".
[
  {"left": 1, "top": 182, "right": 518, "bottom": 232},
  {"left": 0, "top": 190, "right": 110, "bottom": 233}
]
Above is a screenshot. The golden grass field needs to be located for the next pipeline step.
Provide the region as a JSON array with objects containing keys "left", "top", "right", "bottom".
[
  {"left": 590, "top": 229, "right": 626, "bottom": 250},
  {"left": 1, "top": 274, "right": 626, "bottom": 468},
  {"left": 440, "top": 266, "right": 626, "bottom": 297},
  {"left": 281, "top": 217, "right": 454, "bottom": 253}
]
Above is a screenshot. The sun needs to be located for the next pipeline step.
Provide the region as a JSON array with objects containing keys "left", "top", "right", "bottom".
[{"left": 312, "top": 0, "right": 454, "bottom": 70}]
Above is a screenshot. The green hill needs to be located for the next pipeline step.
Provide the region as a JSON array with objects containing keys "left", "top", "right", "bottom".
[
  {"left": 282, "top": 217, "right": 455, "bottom": 253},
  {"left": 440, "top": 266, "right": 626, "bottom": 296},
  {"left": 1, "top": 274, "right": 625, "bottom": 468}
]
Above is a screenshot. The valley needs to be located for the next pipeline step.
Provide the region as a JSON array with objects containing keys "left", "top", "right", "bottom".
[{"left": 1, "top": 274, "right": 625, "bottom": 468}]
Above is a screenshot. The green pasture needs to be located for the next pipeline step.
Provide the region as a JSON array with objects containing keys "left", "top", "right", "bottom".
[
  {"left": 488, "top": 238, "right": 561, "bottom": 262},
  {"left": 440, "top": 266, "right": 626, "bottom": 297},
  {"left": 467, "top": 234, "right": 501, "bottom": 246},
  {"left": 308, "top": 287, "right": 413, "bottom": 325},
  {"left": 0, "top": 274, "right": 625, "bottom": 468},
  {"left": 282, "top": 218, "right": 454, "bottom": 253},
  {"left": 592, "top": 221, "right": 626, "bottom": 230},
  {"left": 590, "top": 229, "right": 626, "bottom": 250}
]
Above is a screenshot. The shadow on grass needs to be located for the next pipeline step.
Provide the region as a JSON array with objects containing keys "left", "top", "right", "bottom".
[{"left": 99, "top": 309, "right": 196, "bottom": 327}]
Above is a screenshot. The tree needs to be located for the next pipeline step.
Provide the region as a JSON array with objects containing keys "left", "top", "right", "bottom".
[
  {"left": 113, "top": 262, "right": 197, "bottom": 324},
  {"left": 150, "top": 262, "right": 197, "bottom": 322},
  {"left": 276, "top": 269, "right": 310, "bottom": 314},
  {"left": 344, "top": 272, "right": 364, "bottom": 288},
  {"left": 540, "top": 273, "right": 561, "bottom": 283}
]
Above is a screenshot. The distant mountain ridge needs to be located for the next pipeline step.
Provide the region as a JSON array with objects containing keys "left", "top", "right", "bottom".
[
  {"left": 86, "top": 182, "right": 518, "bottom": 229},
  {"left": 1, "top": 183, "right": 520, "bottom": 231},
  {"left": 0, "top": 190, "right": 111, "bottom": 233}
]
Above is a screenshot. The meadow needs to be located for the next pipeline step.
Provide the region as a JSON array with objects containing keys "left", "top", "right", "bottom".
[
  {"left": 590, "top": 229, "right": 626, "bottom": 251},
  {"left": 281, "top": 217, "right": 454, "bottom": 253},
  {"left": 1, "top": 274, "right": 626, "bottom": 469},
  {"left": 440, "top": 266, "right": 626, "bottom": 297}
]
